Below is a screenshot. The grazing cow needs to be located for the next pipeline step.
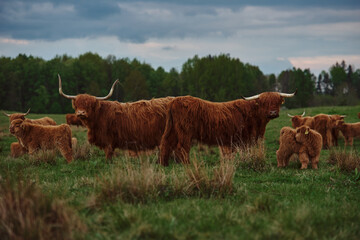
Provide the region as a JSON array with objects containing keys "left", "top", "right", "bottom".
[
  {"left": 288, "top": 112, "right": 333, "bottom": 148},
  {"left": 10, "top": 142, "right": 26, "bottom": 158},
  {"left": 328, "top": 114, "right": 346, "bottom": 146},
  {"left": 336, "top": 120, "right": 360, "bottom": 146},
  {"left": 159, "top": 91, "right": 297, "bottom": 166},
  {"left": 9, "top": 119, "right": 73, "bottom": 163},
  {"left": 66, "top": 113, "right": 84, "bottom": 127},
  {"left": 4, "top": 109, "right": 57, "bottom": 157},
  {"left": 58, "top": 75, "right": 174, "bottom": 159}
]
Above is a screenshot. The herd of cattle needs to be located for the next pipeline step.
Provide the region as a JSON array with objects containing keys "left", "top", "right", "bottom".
[{"left": 2, "top": 75, "right": 360, "bottom": 169}]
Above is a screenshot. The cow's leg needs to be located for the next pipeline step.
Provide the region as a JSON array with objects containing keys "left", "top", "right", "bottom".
[
  {"left": 276, "top": 149, "right": 290, "bottom": 167},
  {"left": 174, "top": 135, "right": 192, "bottom": 165},
  {"left": 158, "top": 131, "right": 178, "bottom": 167},
  {"left": 311, "top": 156, "right": 319, "bottom": 169},
  {"left": 349, "top": 137, "right": 354, "bottom": 146},
  {"left": 220, "top": 146, "right": 233, "bottom": 160},
  {"left": 299, "top": 151, "right": 309, "bottom": 169},
  {"left": 58, "top": 142, "right": 73, "bottom": 163},
  {"left": 104, "top": 145, "right": 114, "bottom": 159}
]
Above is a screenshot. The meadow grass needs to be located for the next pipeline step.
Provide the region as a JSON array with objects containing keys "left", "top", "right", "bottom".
[{"left": 0, "top": 105, "right": 360, "bottom": 239}]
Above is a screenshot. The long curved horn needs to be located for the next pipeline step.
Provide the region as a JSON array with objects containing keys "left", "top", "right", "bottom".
[
  {"left": 95, "top": 79, "right": 119, "bottom": 100},
  {"left": 58, "top": 74, "right": 76, "bottom": 99},
  {"left": 279, "top": 89, "right": 297, "bottom": 98},
  {"left": 241, "top": 94, "right": 260, "bottom": 101},
  {"left": 2, "top": 111, "right": 10, "bottom": 117},
  {"left": 287, "top": 113, "right": 294, "bottom": 118}
]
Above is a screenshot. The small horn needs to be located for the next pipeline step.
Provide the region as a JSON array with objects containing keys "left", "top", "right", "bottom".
[
  {"left": 23, "top": 108, "right": 30, "bottom": 116},
  {"left": 287, "top": 113, "right": 294, "bottom": 118},
  {"left": 242, "top": 94, "right": 260, "bottom": 101},
  {"left": 279, "top": 89, "right": 297, "bottom": 98},
  {"left": 58, "top": 74, "right": 76, "bottom": 99},
  {"left": 95, "top": 79, "right": 120, "bottom": 100},
  {"left": 301, "top": 110, "right": 305, "bottom": 117},
  {"left": 2, "top": 111, "right": 10, "bottom": 117}
]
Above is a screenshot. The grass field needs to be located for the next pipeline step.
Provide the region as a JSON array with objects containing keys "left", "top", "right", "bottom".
[{"left": 0, "top": 106, "right": 360, "bottom": 239}]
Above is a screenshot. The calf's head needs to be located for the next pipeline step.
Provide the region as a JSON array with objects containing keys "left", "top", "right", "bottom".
[
  {"left": 295, "top": 125, "right": 310, "bottom": 143},
  {"left": 287, "top": 111, "right": 306, "bottom": 128},
  {"left": 3, "top": 109, "right": 31, "bottom": 123},
  {"left": 58, "top": 74, "right": 119, "bottom": 121},
  {"left": 243, "top": 91, "right": 297, "bottom": 119},
  {"left": 9, "top": 119, "right": 25, "bottom": 136}
]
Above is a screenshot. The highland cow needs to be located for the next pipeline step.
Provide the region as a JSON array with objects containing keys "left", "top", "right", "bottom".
[
  {"left": 328, "top": 114, "right": 346, "bottom": 146},
  {"left": 159, "top": 91, "right": 296, "bottom": 166},
  {"left": 276, "top": 126, "right": 322, "bottom": 169},
  {"left": 288, "top": 112, "right": 333, "bottom": 148},
  {"left": 58, "top": 75, "right": 174, "bottom": 159},
  {"left": 4, "top": 109, "right": 57, "bottom": 157},
  {"left": 66, "top": 113, "right": 84, "bottom": 127},
  {"left": 295, "top": 126, "right": 323, "bottom": 169},
  {"left": 336, "top": 120, "right": 360, "bottom": 146},
  {"left": 9, "top": 119, "right": 73, "bottom": 163}
]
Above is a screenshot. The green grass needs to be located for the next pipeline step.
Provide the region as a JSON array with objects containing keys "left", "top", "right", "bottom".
[{"left": 1, "top": 105, "right": 360, "bottom": 239}]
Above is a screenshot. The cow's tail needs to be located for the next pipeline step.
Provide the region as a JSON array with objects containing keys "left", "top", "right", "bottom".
[
  {"left": 65, "top": 124, "right": 72, "bottom": 150},
  {"left": 162, "top": 101, "right": 175, "bottom": 142}
]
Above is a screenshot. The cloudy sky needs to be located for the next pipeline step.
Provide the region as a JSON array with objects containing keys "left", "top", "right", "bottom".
[{"left": 1, "top": 0, "right": 360, "bottom": 75}]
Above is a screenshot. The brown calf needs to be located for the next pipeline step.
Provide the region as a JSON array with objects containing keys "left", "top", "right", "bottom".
[
  {"left": 9, "top": 119, "right": 73, "bottom": 163},
  {"left": 336, "top": 120, "right": 360, "bottom": 146}
]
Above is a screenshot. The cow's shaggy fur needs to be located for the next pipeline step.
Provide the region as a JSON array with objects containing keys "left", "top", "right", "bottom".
[
  {"left": 336, "top": 120, "right": 360, "bottom": 146},
  {"left": 71, "top": 95, "right": 174, "bottom": 159},
  {"left": 10, "top": 142, "right": 26, "bottom": 158},
  {"left": 276, "top": 126, "right": 322, "bottom": 169},
  {"left": 159, "top": 92, "right": 291, "bottom": 166},
  {"left": 66, "top": 113, "right": 84, "bottom": 127},
  {"left": 9, "top": 119, "right": 73, "bottom": 163}
]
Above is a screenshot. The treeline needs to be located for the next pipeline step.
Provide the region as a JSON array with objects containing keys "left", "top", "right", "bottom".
[{"left": 0, "top": 53, "right": 359, "bottom": 113}]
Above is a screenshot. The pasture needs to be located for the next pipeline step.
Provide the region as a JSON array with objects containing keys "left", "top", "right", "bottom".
[{"left": 0, "top": 105, "right": 360, "bottom": 239}]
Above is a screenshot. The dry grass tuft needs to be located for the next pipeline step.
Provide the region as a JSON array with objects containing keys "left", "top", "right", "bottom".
[
  {"left": 234, "top": 140, "right": 267, "bottom": 171},
  {"left": 28, "top": 150, "right": 57, "bottom": 165},
  {"left": 96, "top": 155, "right": 236, "bottom": 204},
  {"left": 73, "top": 142, "right": 95, "bottom": 161},
  {"left": 0, "top": 178, "right": 86, "bottom": 240},
  {"left": 327, "top": 149, "right": 360, "bottom": 172},
  {"left": 97, "top": 160, "right": 167, "bottom": 204}
]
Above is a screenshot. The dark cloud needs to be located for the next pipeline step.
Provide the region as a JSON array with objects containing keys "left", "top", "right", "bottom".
[{"left": 0, "top": 0, "right": 359, "bottom": 43}]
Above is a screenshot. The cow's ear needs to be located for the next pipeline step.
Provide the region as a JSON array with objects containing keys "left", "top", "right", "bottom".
[
  {"left": 71, "top": 100, "right": 75, "bottom": 109},
  {"left": 281, "top": 97, "right": 285, "bottom": 105}
]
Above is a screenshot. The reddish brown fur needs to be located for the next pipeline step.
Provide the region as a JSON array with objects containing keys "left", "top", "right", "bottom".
[
  {"left": 10, "top": 142, "right": 26, "bottom": 158},
  {"left": 328, "top": 115, "right": 345, "bottom": 146},
  {"left": 290, "top": 113, "right": 333, "bottom": 148},
  {"left": 71, "top": 94, "right": 174, "bottom": 159},
  {"left": 336, "top": 120, "right": 360, "bottom": 146},
  {"left": 66, "top": 113, "right": 84, "bottom": 127},
  {"left": 9, "top": 119, "right": 73, "bottom": 163},
  {"left": 276, "top": 127, "right": 308, "bottom": 169},
  {"left": 159, "top": 92, "right": 286, "bottom": 166},
  {"left": 6, "top": 112, "right": 57, "bottom": 156},
  {"left": 295, "top": 126, "right": 323, "bottom": 169}
]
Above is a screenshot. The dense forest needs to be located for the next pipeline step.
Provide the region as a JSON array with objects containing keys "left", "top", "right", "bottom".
[{"left": 0, "top": 53, "right": 359, "bottom": 113}]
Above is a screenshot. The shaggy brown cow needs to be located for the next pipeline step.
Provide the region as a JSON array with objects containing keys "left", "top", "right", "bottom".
[
  {"left": 288, "top": 112, "right": 333, "bottom": 148},
  {"left": 58, "top": 75, "right": 174, "bottom": 159},
  {"left": 336, "top": 120, "right": 360, "bottom": 146},
  {"left": 9, "top": 119, "right": 73, "bottom": 163},
  {"left": 4, "top": 109, "right": 57, "bottom": 157},
  {"left": 328, "top": 114, "right": 346, "bottom": 146},
  {"left": 276, "top": 126, "right": 322, "bottom": 169},
  {"left": 3, "top": 109, "right": 57, "bottom": 125},
  {"left": 159, "top": 91, "right": 296, "bottom": 166},
  {"left": 295, "top": 126, "right": 323, "bottom": 169},
  {"left": 66, "top": 113, "right": 84, "bottom": 127}
]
